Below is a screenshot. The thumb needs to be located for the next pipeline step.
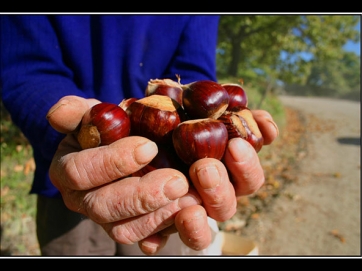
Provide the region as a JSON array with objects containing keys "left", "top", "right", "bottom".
[{"left": 46, "top": 95, "right": 100, "bottom": 133}]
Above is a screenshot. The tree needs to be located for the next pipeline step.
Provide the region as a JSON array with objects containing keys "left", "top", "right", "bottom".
[
  {"left": 217, "top": 15, "right": 360, "bottom": 96},
  {"left": 302, "top": 51, "right": 361, "bottom": 98},
  {"left": 217, "top": 15, "right": 301, "bottom": 78}
]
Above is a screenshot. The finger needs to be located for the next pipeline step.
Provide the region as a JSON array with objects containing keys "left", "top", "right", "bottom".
[
  {"left": 175, "top": 205, "right": 212, "bottom": 251},
  {"left": 85, "top": 168, "right": 191, "bottom": 222},
  {"left": 137, "top": 217, "right": 183, "bottom": 254},
  {"left": 158, "top": 224, "right": 179, "bottom": 236},
  {"left": 188, "top": 158, "right": 236, "bottom": 221},
  {"left": 102, "top": 191, "right": 201, "bottom": 245},
  {"left": 137, "top": 229, "right": 173, "bottom": 255},
  {"left": 49, "top": 136, "right": 158, "bottom": 191},
  {"left": 223, "top": 137, "right": 265, "bottom": 196},
  {"left": 252, "top": 109, "right": 279, "bottom": 145},
  {"left": 46, "top": 95, "right": 100, "bottom": 133},
  {"left": 54, "top": 167, "right": 192, "bottom": 223}
]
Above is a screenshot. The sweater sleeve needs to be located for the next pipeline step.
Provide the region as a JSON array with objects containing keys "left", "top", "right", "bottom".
[
  {"left": 163, "top": 15, "right": 220, "bottom": 83},
  {"left": 0, "top": 15, "right": 220, "bottom": 197},
  {"left": 1, "top": 15, "right": 88, "bottom": 161}
]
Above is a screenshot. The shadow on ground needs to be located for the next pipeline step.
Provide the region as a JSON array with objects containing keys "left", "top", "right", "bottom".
[{"left": 337, "top": 136, "right": 361, "bottom": 146}]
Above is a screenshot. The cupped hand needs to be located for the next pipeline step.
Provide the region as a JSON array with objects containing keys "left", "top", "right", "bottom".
[
  {"left": 46, "top": 96, "right": 279, "bottom": 255},
  {"left": 141, "top": 108, "right": 279, "bottom": 253},
  {"left": 186, "top": 109, "right": 279, "bottom": 224},
  {"left": 47, "top": 96, "right": 205, "bottom": 255}
]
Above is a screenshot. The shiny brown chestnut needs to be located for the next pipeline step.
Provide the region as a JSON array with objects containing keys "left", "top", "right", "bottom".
[
  {"left": 182, "top": 80, "right": 230, "bottom": 119},
  {"left": 77, "top": 102, "right": 131, "bottom": 149},
  {"left": 172, "top": 118, "right": 229, "bottom": 165},
  {"left": 219, "top": 108, "right": 263, "bottom": 152},
  {"left": 222, "top": 83, "right": 248, "bottom": 111},
  {"left": 145, "top": 78, "right": 184, "bottom": 106},
  {"left": 126, "top": 94, "right": 185, "bottom": 144}
]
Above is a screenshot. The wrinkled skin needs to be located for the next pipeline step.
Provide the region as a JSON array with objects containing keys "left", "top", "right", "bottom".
[{"left": 47, "top": 95, "right": 279, "bottom": 255}]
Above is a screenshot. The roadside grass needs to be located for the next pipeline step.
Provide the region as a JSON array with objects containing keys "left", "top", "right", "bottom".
[{"left": 0, "top": 85, "right": 287, "bottom": 256}]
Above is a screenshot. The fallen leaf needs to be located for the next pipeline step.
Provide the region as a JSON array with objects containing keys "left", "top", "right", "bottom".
[
  {"left": 329, "top": 229, "right": 346, "bottom": 243},
  {"left": 13, "top": 164, "right": 24, "bottom": 172},
  {"left": 333, "top": 172, "right": 341, "bottom": 178},
  {"left": 16, "top": 145, "right": 23, "bottom": 152},
  {"left": 24, "top": 157, "right": 35, "bottom": 175},
  {"left": 1, "top": 186, "right": 10, "bottom": 197}
]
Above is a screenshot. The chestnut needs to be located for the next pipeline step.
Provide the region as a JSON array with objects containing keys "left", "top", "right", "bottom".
[
  {"left": 219, "top": 107, "right": 263, "bottom": 152},
  {"left": 119, "top": 97, "right": 137, "bottom": 111},
  {"left": 145, "top": 78, "right": 184, "bottom": 106},
  {"left": 182, "top": 80, "right": 230, "bottom": 119},
  {"left": 172, "top": 118, "right": 228, "bottom": 165},
  {"left": 126, "top": 94, "right": 185, "bottom": 144},
  {"left": 222, "top": 83, "right": 248, "bottom": 111},
  {"left": 77, "top": 102, "right": 131, "bottom": 149}
]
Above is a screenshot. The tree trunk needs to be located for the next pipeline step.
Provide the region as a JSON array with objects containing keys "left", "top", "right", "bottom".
[{"left": 227, "top": 39, "right": 242, "bottom": 77}]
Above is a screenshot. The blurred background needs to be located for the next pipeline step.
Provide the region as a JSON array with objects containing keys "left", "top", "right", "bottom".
[
  {"left": 216, "top": 15, "right": 360, "bottom": 102},
  {"left": 1, "top": 14, "right": 360, "bottom": 256}
]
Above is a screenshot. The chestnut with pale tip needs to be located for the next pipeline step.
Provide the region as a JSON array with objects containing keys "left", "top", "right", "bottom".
[
  {"left": 126, "top": 94, "right": 185, "bottom": 144},
  {"left": 181, "top": 80, "right": 230, "bottom": 120},
  {"left": 119, "top": 97, "right": 137, "bottom": 111},
  {"left": 77, "top": 102, "right": 131, "bottom": 149},
  {"left": 145, "top": 78, "right": 184, "bottom": 106},
  {"left": 172, "top": 118, "right": 229, "bottom": 165},
  {"left": 219, "top": 107, "right": 264, "bottom": 152}
]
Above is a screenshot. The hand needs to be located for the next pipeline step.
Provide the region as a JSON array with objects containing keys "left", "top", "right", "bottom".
[
  {"left": 135, "top": 109, "right": 279, "bottom": 253},
  {"left": 175, "top": 109, "right": 279, "bottom": 249},
  {"left": 47, "top": 95, "right": 279, "bottom": 255},
  {"left": 47, "top": 96, "right": 202, "bottom": 255}
]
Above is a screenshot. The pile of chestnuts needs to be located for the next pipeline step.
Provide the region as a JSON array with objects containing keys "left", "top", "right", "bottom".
[{"left": 77, "top": 77, "right": 263, "bottom": 177}]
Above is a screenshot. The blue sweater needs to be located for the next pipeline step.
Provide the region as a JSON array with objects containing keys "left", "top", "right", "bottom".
[{"left": 1, "top": 15, "right": 220, "bottom": 197}]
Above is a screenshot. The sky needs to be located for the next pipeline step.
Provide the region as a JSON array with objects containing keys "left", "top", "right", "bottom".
[{"left": 343, "top": 22, "right": 360, "bottom": 56}]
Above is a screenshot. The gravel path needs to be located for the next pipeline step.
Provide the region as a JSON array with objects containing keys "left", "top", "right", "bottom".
[{"left": 241, "top": 96, "right": 360, "bottom": 256}]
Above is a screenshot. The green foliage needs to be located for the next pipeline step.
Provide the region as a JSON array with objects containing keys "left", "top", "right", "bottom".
[
  {"left": 217, "top": 15, "right": 361, "bottom": 100},
  {"left": 1, "top": 101, "right": 38, "bottom": 255},
  {"left": 307, "top": 51, "right": 360, "bottom": 91}
]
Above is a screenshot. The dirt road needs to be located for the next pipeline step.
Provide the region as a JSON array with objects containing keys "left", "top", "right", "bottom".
[{"left": 241, "top": 96, "right": 360, "bottom": 256}]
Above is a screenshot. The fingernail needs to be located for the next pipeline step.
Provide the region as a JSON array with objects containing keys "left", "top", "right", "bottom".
[
  {"left": 140, "top": 242, "right": 159, "bottom": 255},
  {"left": 267, "top": 119, "right": 279, "bottom": 136},
  {"left": 46, "top": 100, "right": 68, "bottom": 119},
  {"left": 134, "top": 141, "right": 158, "bottom": 165},
  {"left": 196, "top": 165, "right": 220, "bottom": 189},
  {"left": 164, "top": 176, "right": 188, "bottom": 200},
  {"left": 228, "top": 138, "right": 252, "bottom": 162}
]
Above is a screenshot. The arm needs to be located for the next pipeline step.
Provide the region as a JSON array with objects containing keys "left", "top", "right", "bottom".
[
  {"left": 1, "top": 15, "right": 87, "bottom": 161},
  {"left": 163, "top": 15, "right": 220, "bottom": 83}
]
